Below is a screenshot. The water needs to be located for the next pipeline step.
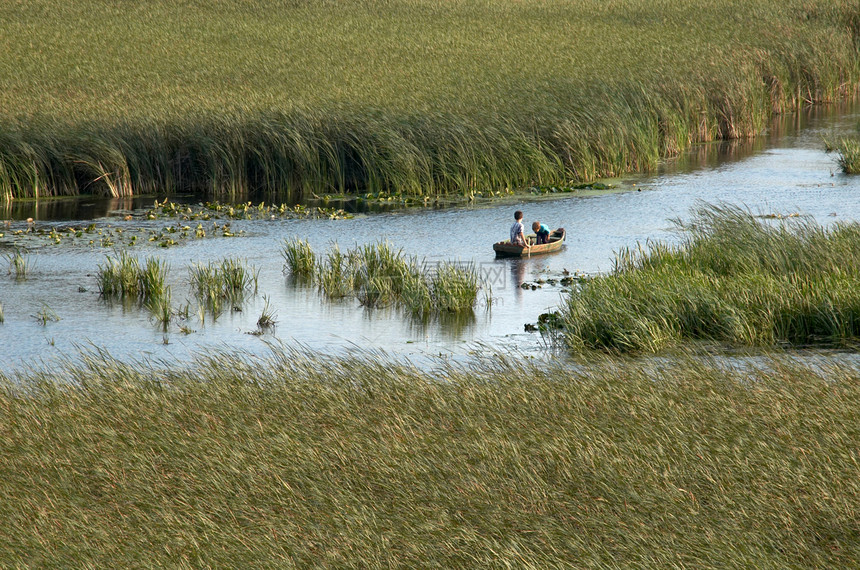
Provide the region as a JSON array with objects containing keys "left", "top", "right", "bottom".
[{"left": 2, "top": 105, "right": 859, "bottom": 370}]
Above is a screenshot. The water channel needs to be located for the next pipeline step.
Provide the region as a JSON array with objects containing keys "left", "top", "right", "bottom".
[{"left": 1, "top": 105, "right": 859, "bottom": 371}]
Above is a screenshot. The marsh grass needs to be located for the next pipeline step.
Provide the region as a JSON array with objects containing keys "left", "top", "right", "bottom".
[
  {"left": 284, "top": 240, "right": 485, "bottom": 314},
  {"left": 561, "top": 204, "right": 860, "bottom": 352},
  {"left": 189, "top": 257, "right": 259, "bottom": 317},
  {"left": 0, "top": 301, "right": 4, "bottom": 323},
  {"left": 4, "top": 250, "right": 31, "bottom": 280},
  {"left": 0, "top": 0, "right": 858, "bottom": 200},
  {"left": 0, "top": 348, "right": 858, "bottom": 567},
  {"left": 836, "top": 138, "right": 860, "bottom": 173},
  {"left": 256, "top": 295, "right": 277, "bottom": 329},
  {"left": 281, "top": 238, "right": 315, "bottom": 279},
  {"left": 96, "top": 251, "right": 168, "bottom": 300},
  {"left": 31, "top": 304, "right": 59, "bottom": 326}
]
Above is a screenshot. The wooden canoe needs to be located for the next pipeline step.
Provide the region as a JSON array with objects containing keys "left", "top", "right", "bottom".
[{"left": 493, "top": 228, "right": 566, "bottom": 257}]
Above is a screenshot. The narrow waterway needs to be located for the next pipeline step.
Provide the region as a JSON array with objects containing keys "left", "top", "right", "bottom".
[{"left": 1, "top": 105, "right": 859, "bottom": 370}]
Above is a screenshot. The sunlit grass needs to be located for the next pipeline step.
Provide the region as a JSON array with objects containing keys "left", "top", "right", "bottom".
[
  {"left": 4, "top": 250, "right": 31, "bottom": 280},
  {"left": 560, "top": 204, "right": 860, "bottom": 353},
  {"left": 0, "top": 0, "right": 857, "bottom": 199},
  {"left": 284, "top": 240, "right": 486, "bottom": 314},
  {"left": 96, "top": 251, "right": 168, "bottom": 301},
  {"left": 0, "top": 348, "right": 858, "bottom": 567}
]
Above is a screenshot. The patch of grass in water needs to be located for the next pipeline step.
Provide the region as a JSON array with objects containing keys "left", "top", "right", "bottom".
[
  {"left": 559, "top": 203, "right": 860, "bottom": 353},
  {"left": 189, "top": 257, "right": 259, "bottom": 317}
]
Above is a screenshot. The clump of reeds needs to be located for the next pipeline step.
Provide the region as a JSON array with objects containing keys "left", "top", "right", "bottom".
[
  {"left": 283, "top": 240, "right": 486, "bottom": 314},
  {"left": 256, "top": 295, "right": 277, "bottom": 329},
  {"left": 189, "top": 257, "right": 259, "bottom": 316},
  {"left": 281, "top": 238, "right": 315, "bottom": 279},
  {"left": 96, "top": 251, "right": 168, "bottom": 301},
  {"left": 0, "top": 348, "right": 858, "bottom": 567},
  {"left": 4, "top": 250, "right": 31, "bottom": 280},
  {"left": 836, "top": 138, "right": 860, "bottom": 173},
  {"left": 561, "top": 204, "right": 860, "bottom": 352}
]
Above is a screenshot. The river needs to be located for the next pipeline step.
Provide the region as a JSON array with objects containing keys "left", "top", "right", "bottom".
[{"left": 1, "top": 104, "right": 859, "bottom": 370}]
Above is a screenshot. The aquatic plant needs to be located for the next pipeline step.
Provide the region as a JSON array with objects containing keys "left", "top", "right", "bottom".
[
  {"left": 560, "top": 204, "right": 860, "bottom": 352},
  {"left": 836, "top": 138, "right": 860, "bottom": 173},
  {"left": 0, "top": 0, "right": 858, "bottom": 200},
  {"left": 256, "top": 295, "right": 277, "bottom": 329},
  {"left": 281, "top": 239, "right": 316, "bottom": 279},
  {"left": 4, "top": 250, "right": 31, "bottom": 280},
  {"left": 32, "top": 303, "right": 59, "bottom": 326},
  {"left": 0, "top": 348, "right": 858, "bottom": 567},
  {"left": 96, "top": 251, "right": 168, "bottom": 301},
  {"left": 144, "top": 287, "right": 173, "bottom": 330},
  {"left": 0, "top": 301, "right": 4, "bottom": 324},
  {"left": 189, "top": 257, "right": 259, "bottom": 316}
]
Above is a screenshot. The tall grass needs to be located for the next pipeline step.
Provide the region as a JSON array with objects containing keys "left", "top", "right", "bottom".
[
  {"left": 0, "top": 348, "right": 858, "bottom": 567},
  {"left": 0, "top": 0, "right": 858, "bottom": 200},
  {"left": 561, "top": 204, "right": 860, "bottom": 352},
  {"left": 283, "top": 240, "right": 485, "bottom": 314}
]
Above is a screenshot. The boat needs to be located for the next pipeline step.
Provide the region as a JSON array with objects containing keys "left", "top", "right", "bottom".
[{"left": 493, "top": 228, "right": 566, "bottom": 257}]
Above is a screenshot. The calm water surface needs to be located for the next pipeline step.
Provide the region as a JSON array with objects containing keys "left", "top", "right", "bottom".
[{"left": 2, "top": 106, "right": 859, "bottom": 370}]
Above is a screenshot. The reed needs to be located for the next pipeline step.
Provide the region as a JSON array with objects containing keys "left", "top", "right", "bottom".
[
  {"left": 561, "top": 204, "right": 860, "bottom": 352},
  {"left": 1, "top": 0, "right": 858, "bottom": 200},
  {"left": 256, "top": 295, "right": 277, "bottom": 329},
  {"left": 0, "top": 348, "right": 858, "bottom": 567},
  {"left": 189, "top": 257, "right": 259, "bottom": 316},
  {"left": 96, "top": 251, "right": 168, "bottom": 301},
  {"left": 281, "top": 238, "right": 316, "bottom": 279},
  {"left": 4, "top": 250, "right": 31, "bottom": 280},
  {"left": 837, "top": 138, "right": 860, "bottom": 173},
  {"left": 0, "top": 301, "right": 4, "bottom": 324},
  {"left": 285, "top": 241, "right": 485, "bottom": 313}
]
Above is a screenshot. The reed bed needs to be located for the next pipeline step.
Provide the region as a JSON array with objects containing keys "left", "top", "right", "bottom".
[
  {"left": 0, "top": 348, "right": 858, "bottom": 567},
  {"left": 1, "top": 0, "right": 858, "bottom": 200},
  {"left": 561, "top": 204, "right": 860, "bottom": 353},
  {"left": 284, "top": 240, "right": 484, "bottom": 314}
]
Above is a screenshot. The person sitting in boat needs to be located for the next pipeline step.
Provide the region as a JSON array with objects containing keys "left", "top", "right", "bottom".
[
  {"left": 532, "top": 221, "right": 551, "bottom": 245},
  {"left": 510, "top": 210, "right": 529, "bottom": 248}
]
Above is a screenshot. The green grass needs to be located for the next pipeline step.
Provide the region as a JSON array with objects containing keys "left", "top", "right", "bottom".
[
  {"left": 284, "top": 240, "right": 485, "bottom": 314},
  {"left": 189, "top": 257, "right": 259, "bottom": 317},
  {"left": 0, "top": 348, "right": 858, "bottom": 567},
  {"left": 4, "top": 250, "right": 31, "bottom": 280},
  {"left": 0, "top": 0, "right": 858, "bottom": 200},
  {"left": 837, "top": 137, "right": 860, "bottom": 173},
  {"left": 96, "top": 251, "right": 169, "bottom": 301},
  {"left": 560, "top": 204, "right": 860, "bottom": 353}
]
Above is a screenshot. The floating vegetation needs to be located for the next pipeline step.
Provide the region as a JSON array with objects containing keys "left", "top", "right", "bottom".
[
  {"left": 189, "top": 257, "right": 259, "bottom": 317},
  {"left": 144, "top": 200, "right": 352, "bottom": 222},
  {"left": 0, "top": 217, "right": 246, "bottom": 250},
  {"left": 283, "top": 240, "right": 488, "bottom": 315},
  {"left": 559, "top": 204, "right": 860, "bottom": 353}
]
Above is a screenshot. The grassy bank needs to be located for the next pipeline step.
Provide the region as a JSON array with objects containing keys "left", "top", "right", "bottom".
[
  {"left": 1, "top": 349, "right": 858, "bottom": 566},
  {"left": 560, "top": 205, "right": 860, "bottom": 353},
  {"left": 1, "top": 0, "right": 859, "bottom": 201}
]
